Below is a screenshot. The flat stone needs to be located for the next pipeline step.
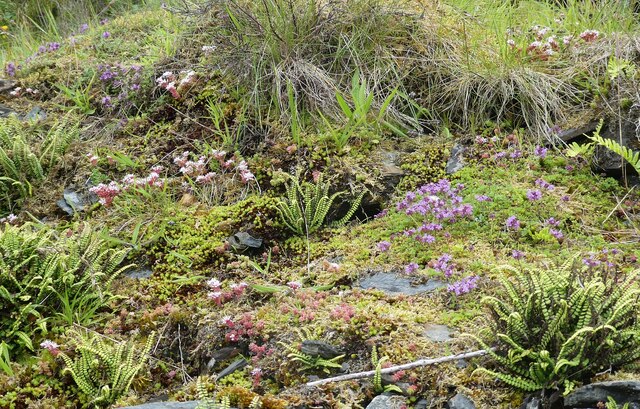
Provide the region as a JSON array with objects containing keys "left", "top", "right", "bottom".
[
  {"left": 423, "top": 324, "right": 453, "bottom": 342},
  {"left": 365, "top": 394, "right": 407, "bottom": 409},
  {"left": 358, "top": 272, "right": 446, "bottom": 296},
  {"left": 448, "top": 393, "right": 476, "bottom": 409},
  {"left": 301, "top": 340, "right": 342, "bottom": 359},
  {"left": 56, "top": 189, "right": 97, "bottom": 216},
  {"left": 228, "top": 232, "right": 262, "bottom": 252},
  {"left": 124, "top": 268, "right": 153, "bottom": 279},
  {"left": 0, "top": 104, "right": 17, "bottom": 118},
  {"left": 23, "top": 106, "right": 46, "bottom": 121},
  {"left": 119, "top": 402, "right": 200, "bottom": 409},
  {"left": 0, "top": 79, "right": 16, "bottom": 93},
  {"left": 564, "top": 380, "right": 640, "bottom": 408},
  {"left": 556, "top": 121, "right": 599, "bottom": 143}
]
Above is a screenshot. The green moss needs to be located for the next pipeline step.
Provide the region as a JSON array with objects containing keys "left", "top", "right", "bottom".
[{"left": 398, "top": 144, "right": 448, "bottom": 191}]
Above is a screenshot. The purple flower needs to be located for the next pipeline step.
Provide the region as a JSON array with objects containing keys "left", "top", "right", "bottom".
[
  {"left": 405, "top": 262, "right": 419, "bottom": 274},
  {"left": 79, "top": 23, "right": 89, "bottom": 33},
  {"left": 494, "top": 151, "right": 507, "bottom": 160},
  {"left": 447, "top": 275, "right": 479, "bottom": 295},
  {"left": 526, "top": 189, "right": 543, "bottom": 201},
  {"left": 475, "top": 194, "right": 492, "bottom": 202},
  {"left": 566, "top": 165, "right": 574, "bottom": 172},
  {"left": 511, "top": 249, "right": 525, "bottom": 260},
  {"left": 47, "top": 42, "right": 60, "bottom": 52},
  {"left": 432, "top": 253, "right": 454, "bottom": 277},
  {"left": 506, "top": 216, "right": 520, "bottom": 230},
  {"left": 546, "top": 217, "right": 560, "bottom": 227},
  {"left": 510, "top": 150, "right": 522, "bottom": 159},
  {"left": 5, "top": 62, "right": 16, "bottom": 77},
  {"left": 535, "top": 178, "right": 555, "bottom": 191},
  {"left": 377, "top": 241, "right": 391, "bottom": 252},
  {"left": 101, "top": 95, "right": 113, "bottom": 107},
  {"left": 534, "top": 146, "right": 548, "bottom": 159},
  {"left": 417, "top": 234, "right": 436, "bottom": 244},
  {"left": 102, "top": 31, "right": 111, "bottom": 39},
  {"left": 561, "top": 195, "right": 570, "bottom": 202},
  {"left": 287, "top": 281, "right": 302, "bottom": 290},
  {"left": 38, "top": 45, "right": 47, "bottom": 54},
  {"left": 100, "top": 18, "right": 109, "bottom": 25},
  {"left": 583, "top": 254, "right": 601, "bottom": 268},
  {"left": 549, "top": 228, "right": 563, "bottom": 240}
]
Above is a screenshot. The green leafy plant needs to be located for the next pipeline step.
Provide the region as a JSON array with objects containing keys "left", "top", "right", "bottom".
[
  {"left": 472, "top": 258, "right": 640, "bottom": 395},
  {"left": 370, "top": 346, "right": 402, "bottom": 394},
  {"left": 0, "top": 223, "right": 130, "bottom": 373},
  {"left": 0, "top": 115, "right": 79, "bottom": 212},
  {"left": 279, "top": 329, "right": 345, "bottom": 374},
  {"left": 195, "top": 376, "right": 232, "bottom": 409},
  {"left": 276, "top": 171, "right": 363, "bottom": 236},
  {"left": 605, "top": 396, "right": 631, "bottom": 409},
  {"left": 56, "top": 74, "right": 96, "bottom": 115},
  {"left": 60, "top": 330, "right": 155, "bottom": 407}
]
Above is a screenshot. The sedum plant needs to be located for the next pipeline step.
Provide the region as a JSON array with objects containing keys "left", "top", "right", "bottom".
[
  {"left": 473, "top": 257, "right": 640, "bottom": 395},
  {"left": 60, "top": 330, "right": 155, "bottom": 407}
]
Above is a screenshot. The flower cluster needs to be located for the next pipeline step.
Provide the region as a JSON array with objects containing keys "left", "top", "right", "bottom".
[
  {"left": 89, "top": 165, "right": 166, "bottom": 206},
  {"left": 5, "top": 62, "right": 17, "bottom": 77},
  {"left": 330, "top": 303, "right": 356, "bottom": 322},
  {"left": 40, "top": 340, "right": 60, "bottom": 356},
  {"left": 9, "top": 87, "right": 39, "bottom": 98},
  {"left": 579, "top": 29, "right": 599, "bottom": 42},
  {"left": 206, "top": 278, "right": 248, "bottom": 306},
  {"left": 447, "top": 275, "right": 479, "bottom": 295},
  {"left": 221, "top": 313, "right": 265, "bottom": 342},
  {"left": 0, "top": 213, "right": 18, "bottom": 224},
  {"left": 174, "top": 149, "right": 255, "bottom": 187},
  {"left": 280, "top": 290, "right": 328, "bottom": 322},
  {"left": 155, "top": 70, "right": 198, "bottom": 99},
  {"left": 429, "top": 253, "right": 456, "bottom": 278}
]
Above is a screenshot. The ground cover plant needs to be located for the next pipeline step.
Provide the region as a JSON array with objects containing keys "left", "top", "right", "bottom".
[{"left": 2, "top": 0, "right": 640, "bottom": 408}]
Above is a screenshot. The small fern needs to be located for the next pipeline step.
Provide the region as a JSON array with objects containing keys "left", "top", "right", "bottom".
[
  {"left": 60, "top": 330, "right": 155, "bottom": 407},
  {"left": 473, "top": 256, "right": 640, "bottom": 394},
  {"left": 276, "top": 171, "right": 363, "bottom": 236},
  {"left": 370, "top": 345, "right": 403, "bottom": 394},
  {"left": 195, "top": 376, "right": 231, "bottom": 409}
]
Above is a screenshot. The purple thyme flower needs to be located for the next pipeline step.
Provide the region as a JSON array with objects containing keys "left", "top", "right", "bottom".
[
  {"left": 5, "top": 62, "right": 16, "bottom": 77},
  {"left": 432, "top": 253, "right": 454, "bottom": 277},
  {"left": 101, "top": 95, "right": 113, "bottom": 108},
  {"left": 47, "top": 42, "right": 60, "bottom": 52},
  {"left": 582, "top": 254, "right": 601, "bottom": 268},
  {"left": 510, "top": 150, "right": 522, "bottom": 159},
  {"left": 494, "top": 151, "right": 507, "bottom": 160},
  {"left": 549, "top": 228, "right": 563, "bottom": 240},
  {"left": 102, "top": 31, "right": 111, "bottom": 39},
  {"left": 546, "top": 217, "right": 560, "bottom": 227},
  {"left": 535, "top": 178, "right": 555, "bottom": 191},
  {"left": 511, "top": 249, "right": 525, "bottom": 259},
  {"left": 377, "top": 241, "right": 391, "bottom": 252},
  {"left": 79, "top": 23, "right": 89, "bottom": 33},
  {"left": 447, "top": 275, "right": 479, "bottom": 296},
  {"left": 475, "top": 194, "right": 492, "bottom": 202},
  {"left": 534, "top": 146, "right": 548, "bottom": 159},
  {"left": 506, "top": 216, "right": 520, "bottom": 230},
  {"left": 100, "top": 18, "right": 109, "bottom": 25},
  {"left": 37, "top": 45, "right": 47, "bottom": 54},
  {"left": 405, "top": 262, "right": 419, "bottom": 274},
  {"left": 526, "top": 189, "right": 543, "bottom": 201},
  {"left": 566, "top": 165, "right": 574, "bottom": 171}
]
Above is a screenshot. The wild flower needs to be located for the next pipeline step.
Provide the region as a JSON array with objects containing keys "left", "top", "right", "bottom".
[
  {"left": 562, "top": 35, "right": 573, "bottom": 45},
  {"left": 377, "top": 241, "right": 391, "bottom": 252},
  {"left": 86, "top": 153, "right": 99, "bottom": 166},
  {"left": 78, "top": 23, "right": 89, "bottom": 33},
  {"left": 506, "top": 216, "right": 520, "bottom": 230},
  {"left": 331, "top": 303, "right": 356, "bottom": 322},
  {"left": 494, "top": 151, "right": 507, "bottom": 160},
  {"left": 447, "top": 275, "right": 479, "bottom": 295},
  {"left": 549, "top": 228, "right": 563, "bottom": 240},
  {"left": 0, "top": 213, "right": 18, "bottom": 224},
  {"left": 100, "top": 18, "right": 109, "bottom": 25},
  {"left": 506, "top": 39, "right": 516, "bottom": 48},
  {"left": 583, "top": 254, "right": 601, "bottom": 268},
  {"left": 201, "top": 45, "right": 217, "bottom": 54},
  {"left": 579, "top": 29, "right": 599, "bottom": 42},
  {"left": 511, "top": 249, "right": 525, "bottom": 259},
  {"left": 102, "top": 31, "right": 111, "bottom": 39},
  {"left": 251, "top": 367, "right": 263, "bottom": 387},
  {"left": 47, "top": 42, "right": 60, "bottom": 52},
  {"left": 5, "top": 62, "right": 16, "bottom": 77},
  {"left": 89, "top": 182, "right": 121, "bottom": 206},
  {"left": 510, "top": 150, "right": 522, "bottom": 159},
  {"left": 101, "top": 95, "right": 113, "bottom": 108},
  {"left": 287, "top": 281, "right": 303, "bottom": 290},
  {"left": 431, "top": 253, "right": 455, "bottom": 277},
  {"left": 208, "top": 291, "right": 223, "bottom": 305},
  {"left": 534, "top": 146, "right": 548, "bottom": 158},
  {"left": 535, "top": 178, "right": 555, "bottom": 191},
  {"left": 405, "top": 262, "right": 419, "bottom": 274},
  {"left": 475, "top": 194, "right": 492, "bottom": 202},
  {"left": 40, "top": 340, "right": 60, "bottom": 356},
  {"left": 206, "top": 278, "right": 221, "bottom": 290},
  {"left": 526, "top": 189, "right": 542, "bottom": 201}
]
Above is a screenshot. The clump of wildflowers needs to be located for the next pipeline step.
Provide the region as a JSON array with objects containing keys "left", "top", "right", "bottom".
[
  {"left": 40, "top": 340, "right": 60, "bottom": 356},
  {"left": 526, "top": 189, "right": 543, "bottom": 201},
  {"left": 206, "top": 278, "right": 248, "bottom": 306},
  {"left": 506, "top": 215, "right": 521, "bottom": 231},
  {"left": 447, "top": 275, "right": 479, "bottom": 295}
]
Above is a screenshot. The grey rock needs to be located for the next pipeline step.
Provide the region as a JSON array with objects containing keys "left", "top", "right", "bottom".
[
  {"left": 365, "top": 394, "right": 407, "bottom": 409},
  {"left": 56, "top": 189, "right": 97, "bottom": 216},
  {"left": 23, "top": 106, "right": 46, "bottom": 121},
  {"left": 556, "top": 121, "right": 600, "bottom": 143},
  {"left": 0, "top": 104, "right": 17, "bottom": 118},
  {"left": 380, "top": 151, "right": 405, "bottom": 178},
  {"left": 125, "top": 267, "right": 153, "bottom": 279},
  {"left": 0, "top": 79, "right": 16, "bottom": 93},
  {"left": 415, "top": 398, "right": 431, "bottom": 409},
  {"left": 216, "top": 357, "right": 248, "bottom": 380},
  {"left": 358, "top": 272, "right": 446, "bottom": 296},
  {"left": 205, "top": 347, "right": 241, "bottom": 372},
  {"left": 448, "top": 393, "right": 476, "bottom": 409},
  {"left": 446, "top": 143, "right": 466, "bottom": 174},
  {"left": 593, "top": 109, "right": 640, "bottom": 173},
  {"left": 520, "top": 396, "right": 542, "bottom": 409},
  {"left": 564, "top": 380, "right": 640, "bottom": 408},
  {"left": 227, "top": 231, "right": 262, "bottom": 252},
  {"left": 456, "top": 359, "right": 468, "bottom": 369},
  {"left": 119, "top": 402, "right": 200, "bottom": 409},
  {"left": 423, "top": 324, "right": 453, "bottom": 342},
  {"left": 301, "top": 340, "right": 342, "bottom": 359}
]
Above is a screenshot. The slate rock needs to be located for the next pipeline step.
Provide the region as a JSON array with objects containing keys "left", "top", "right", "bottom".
[
  {"left": 0, "top": 104, "right": 17, "bottom": 118},
  {"left": 365, "top": 394, "right": 407, "bottom": 409},
  {"left": 446, "top": 143, "right": 466, "bottom": 174},
  {"left": 423, "top": 324, "right": 453, "bottom": 342},
  {"left": 216, "top": 358, "right": 248, "bottom": 380},
  {"left": 124, "top": 267, "right": 153, "bottom": 279},
  {"left": 556, "top": 121, "right": 599, "bottom": 143},
  {"left": 56, "top": 189, "right": 97, "bottom": 215},
  {"left": 564, "top": 380, "right": 640, "bottom": 408},
  {"left": 227, "top": 231, "right": 262, "bottom": 252},
  {"left": 448, "top": 393, "right": 476, "bottom": 409},
  {"left": 415, "top": 398, "right": 431, "bottom": 409},
  {"left": 519, "top": 396, "right": 542, "bottom": 409},
  {"left": 23, "top": 106, "right": 46, "bottom": 121},
  {"left": 0, "top": 79, "right": 16, "bottom": 93},
  {"left": 300, "top": 340, "right": 342, "bottom": 359},
  {"left": 358, "top": 271, "right": 446, "bottom": 296}
]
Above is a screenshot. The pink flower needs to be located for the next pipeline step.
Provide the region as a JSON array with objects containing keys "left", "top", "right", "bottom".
[
  {"left": 287, "top": 281, "right": 302, "bottom": 290},
  {"left": 40, "top": 340, "right": 60, "bottom": 356}
]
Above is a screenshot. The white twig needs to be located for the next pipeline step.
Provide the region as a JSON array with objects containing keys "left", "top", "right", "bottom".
[{"left": 307, "top": 348, "right": 493, "bottom": 387}]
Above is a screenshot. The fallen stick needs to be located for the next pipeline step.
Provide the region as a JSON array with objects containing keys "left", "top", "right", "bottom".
[{"left": 307, "top": 348, "right": 493, "bottom": 387}]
